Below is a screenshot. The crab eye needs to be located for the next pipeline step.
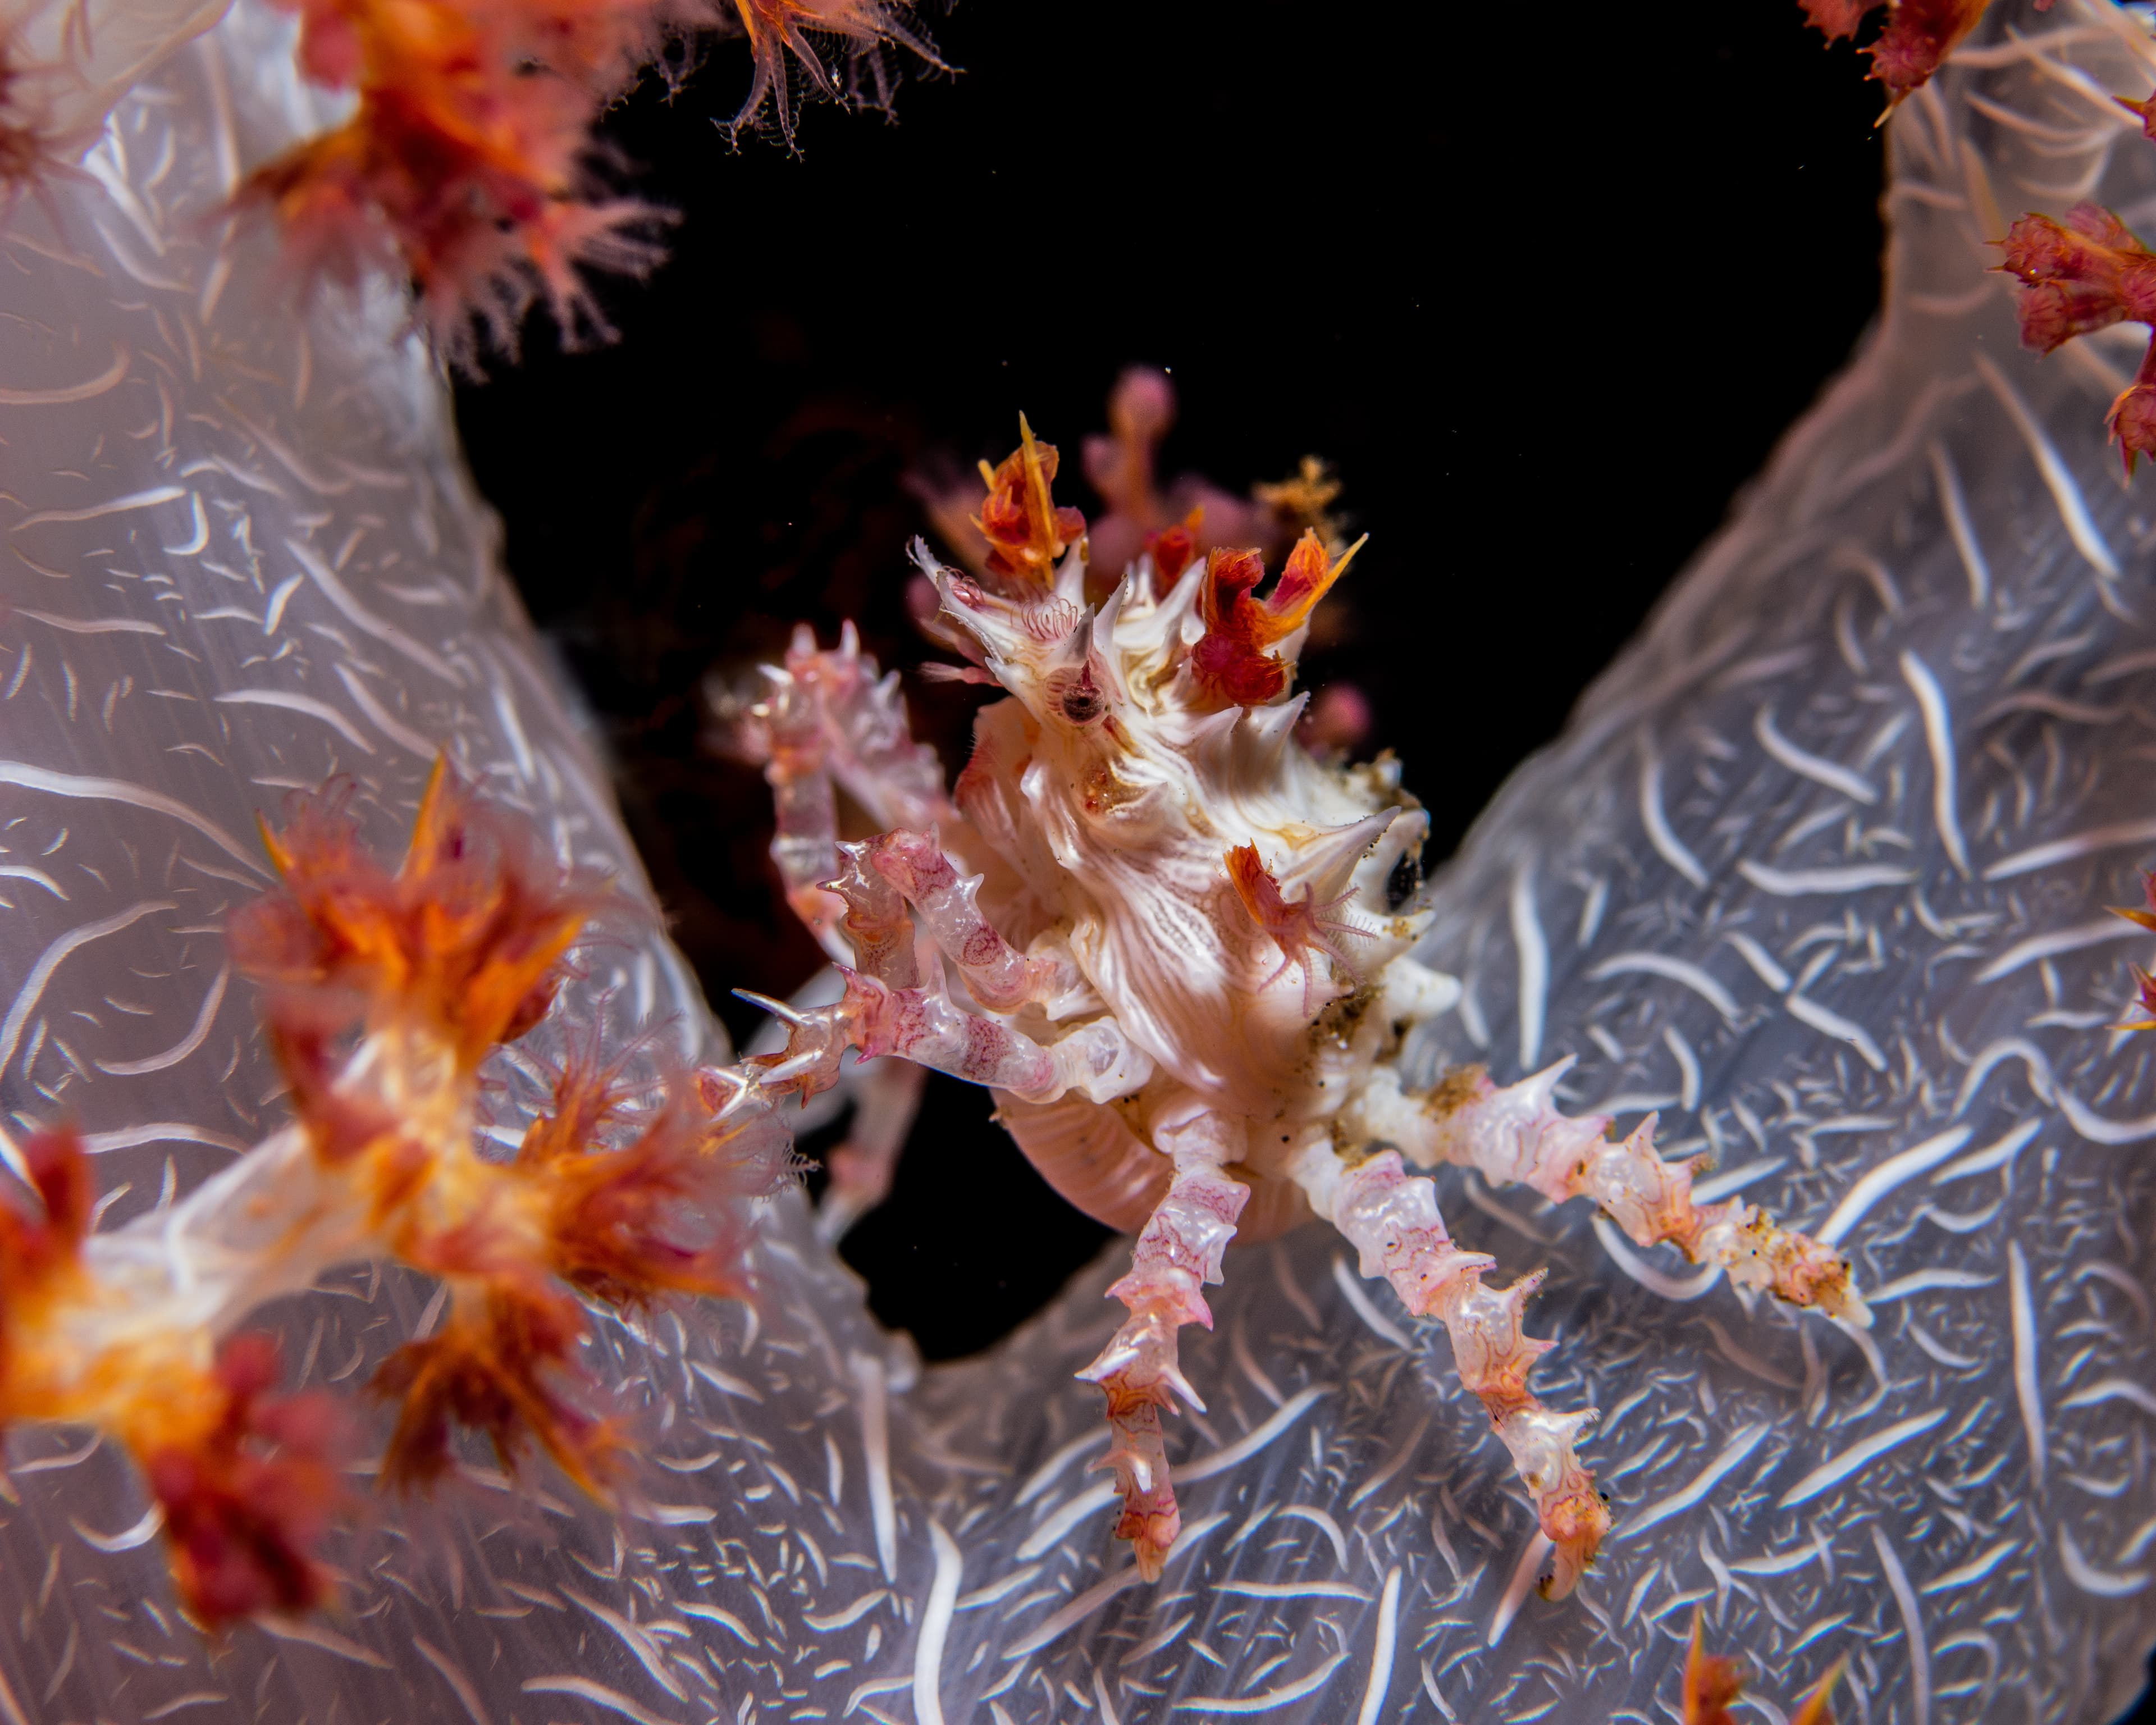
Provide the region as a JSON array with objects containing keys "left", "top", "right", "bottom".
[{"left": 1052, "top": 667, "right": 1105, "bottom": 725}]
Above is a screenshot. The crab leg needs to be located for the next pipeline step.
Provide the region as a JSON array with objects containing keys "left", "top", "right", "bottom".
[
  {"left": 745, "top": 642, "right": 846, "bottom": 951},
  {"left": 1076, "top": 1102, "right": 1250, "bottom": 1581},
  {"left": 1292, "top": 1143, "right": 1607, "bottom": 1600},
  {"left": 730, "top": 625, "right": 952, "bottom": 956},
  {"left": 745, "top": 970, "right": 1151, "bottom": 1109},
  {"left": 860, "top": 828, "right": 1081, "bottom": 1011},
  {"left": 825, "top": 839, "right": 921, "bottom": 987},
  {"left": 1349, "top": 1060, "right": 1867, "bottom": 1325},
  {"left": 815, "top": 1056, "right": 926, "bottom": 1244}
]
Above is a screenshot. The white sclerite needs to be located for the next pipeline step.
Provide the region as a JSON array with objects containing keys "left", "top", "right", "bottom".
[{"left": 734, "top": 471, "right": 1865, "bottom": 1602}]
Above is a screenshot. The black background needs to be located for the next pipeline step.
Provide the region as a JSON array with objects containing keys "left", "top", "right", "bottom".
[{"left": 453, "top": 7, "right": 2156, "bottom": 1715}]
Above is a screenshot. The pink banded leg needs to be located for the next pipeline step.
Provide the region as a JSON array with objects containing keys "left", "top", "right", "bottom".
[
  {"left": 741, "top": 636, "right": 846, "bottom": 953},
  {"left": 788, "top": 622, "right": 948, "bottom": 835},
  {"left": 865, "top": 829, "right": 1079, "bottom": 1011},
  {"left": 1416, "top": 1061, "right": 1867, "bottom": 1326},
  {"left": 1295, "top": 1144, "right": 1608, "bottom": 1599},
  {"left": 734, "top": 624, "right": 953, "bottom": 957},
  {"left": 1077, "top": 1105, "right": 1250, "bottom": 1580},
  {"left": 747, "top": 972, "right": 1151, "bottom": 1108},
  {"left": 825, "top": 839, "right": 919, "bottom": 987}
]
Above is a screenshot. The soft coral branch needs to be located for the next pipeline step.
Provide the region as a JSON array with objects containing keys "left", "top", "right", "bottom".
[
  {"left": 0, "top": 765, "right": 790, "bottom": 1626},
  {"left": 242, "top": 0, "right": 674, "bottom": 366}
]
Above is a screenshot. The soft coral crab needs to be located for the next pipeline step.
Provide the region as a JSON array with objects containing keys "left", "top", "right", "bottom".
[{"left": 730, "top": 421, "right": 1870, "bottom": 1599}]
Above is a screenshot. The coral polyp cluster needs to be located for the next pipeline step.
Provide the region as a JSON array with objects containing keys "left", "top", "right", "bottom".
[
  {"left": 1794, "top": 0, "right": 2156, "bottom": 473},
  {"left": 1680, "top": 1609, "right": 1845, "bottom": 1725},
  {"left": 2000, "top": 203, "right": 2156, "bottom": 472},
  {"left": 243, "top": 0, "right": 673, "bottom": 363},
  {"left": 729, "top": 418, "right": 1868, "bottom": 1599},
  {"left": 725, "top": 0, "right": 943, "bottom": 139},
  {"left": 0, "top": 765, "right": 788, "bottom": 1622},
  {"left": 235, "top": 0, "right": 939, "bottom": 360},
  {"left": 1801, "top": 0, "right": 1997, "bottom": 108}
]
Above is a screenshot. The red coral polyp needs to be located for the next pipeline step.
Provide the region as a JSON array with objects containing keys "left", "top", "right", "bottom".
[
  {"left": 1191, "top": 529, "right": 1360, "bottom": 709},
  {"left": 974, "top": 416, "right": 1088, "bottom": 588},
  {"left": 2001, "top": 205, "right": 2156, "bottom": 346},
  {"left": 141, "top": 1335, "right": 347, "bottom": 1627},
  {"left": 0, "top": 1125, "right": 90, "bottom": 1297},
  {"left": 2000, "top": 205, "right": 2156, "bottom": 473},
  {"left": 524, "top": 1076, "right": 774, "bottom": 1307},
  {"left": 1798, "top": 0, "right": 1997, "bottom": 107},
  {"left": 1866, "top": 0, "right": 1991, "bottom": 104},
  {"left": 0, "top": 1125, "right": 91, "bottom": 1417}
]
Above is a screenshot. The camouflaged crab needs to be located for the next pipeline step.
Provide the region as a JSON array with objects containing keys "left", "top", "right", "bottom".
[{"left": 729, "top": 421, "right": 1872, "bottom": 1599}]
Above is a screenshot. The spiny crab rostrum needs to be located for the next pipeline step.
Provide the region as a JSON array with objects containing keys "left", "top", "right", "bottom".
[{"left": 728, "top": 421, "right": 1870, "bottom": 1599}]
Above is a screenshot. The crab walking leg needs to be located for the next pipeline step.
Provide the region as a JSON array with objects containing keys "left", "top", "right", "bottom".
[
  {"left": 816, "top": 1057, "right": 928, "bottom": 1244},
  {"left": 1292, "top": 1144, "right": 1608, "bottom": 1599},
  {"left": 747, "top": 972, "right": 1153, "bottom": 1108},
  {"left": 733, "top": 627, "right": 953, "bottom": 955},
  {"left": 864, "top": 828, "right": 1081, "bottom": 1011},
  {"left": 1347, "top": 1060, "right": 1869, "bottom": 1326},
  {"left": 744, "top": 641, "right": 848, "bottom": 951},
  {"left": 780, "top": 624, "right": 949, "bottom": 834},
  {"left": 826, "top": 840, "right": 921, "bottom": 987},
  {"left": 1077, "top": 1103, "right": 1251, "bottom": 1581}
]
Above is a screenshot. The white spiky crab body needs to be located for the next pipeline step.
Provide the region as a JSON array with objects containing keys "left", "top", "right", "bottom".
[
  {"left": 733, "top": 422, "right": 1863, "bottom": 1597},
  {"left": 930, "top": 548, "right": 1454, "bottom": 1235}
]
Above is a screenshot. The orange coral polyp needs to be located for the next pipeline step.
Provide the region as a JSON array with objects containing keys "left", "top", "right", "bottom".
[
  {"left": 237, "top": 762, "right": 590, "bottom": 1081},
  {"left": 973, "top": 415, "right": 1089, "bottom": 588},
  {"left": 246, "top": 0, "right": 666, "bottom": 362},
  {"left": 0, "top": 769, "right": 792, "bottom": 1629},
  {"left": 374, "top": 1280, "right": 615, "bottom": 1492},
  {"left": 726, "top": 0, "right": 945, "bottom": 139}
]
